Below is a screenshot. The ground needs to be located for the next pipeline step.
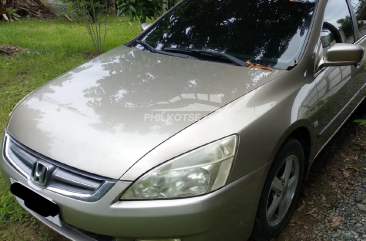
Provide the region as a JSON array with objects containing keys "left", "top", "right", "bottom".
[{"left": 1, "top": 17, "right": 366, "bottom": 241}]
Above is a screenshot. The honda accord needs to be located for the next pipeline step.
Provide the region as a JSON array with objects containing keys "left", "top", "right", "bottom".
[{"left": 1, "top": 0, "right": 366, "bottom": 240}]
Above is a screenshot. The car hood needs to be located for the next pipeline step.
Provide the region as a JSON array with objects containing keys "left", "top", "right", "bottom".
[{"left": 7, "top": 45, "right": 285, "bottom": 179}]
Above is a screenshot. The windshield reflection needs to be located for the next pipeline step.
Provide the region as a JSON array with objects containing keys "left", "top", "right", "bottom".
[{"left": 139, "top": 0, "right": 315, "bottom": 69}]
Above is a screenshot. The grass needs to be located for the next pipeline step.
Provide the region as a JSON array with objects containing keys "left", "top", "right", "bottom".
[{"left": 0, "top": 16, "right": 141, "bottom": 240}]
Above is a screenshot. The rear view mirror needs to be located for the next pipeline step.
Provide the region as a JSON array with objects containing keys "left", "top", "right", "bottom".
[
  {"left": 319, "top": 43, "right": 364, "bottom": 69},
  {"left": 141, "top": 23, "right": 152, "bottom": 31}
]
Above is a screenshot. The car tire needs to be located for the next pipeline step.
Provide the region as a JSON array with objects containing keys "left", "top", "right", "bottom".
[{"left": 251, "top": 138, "right": 305, "bottom": 241}]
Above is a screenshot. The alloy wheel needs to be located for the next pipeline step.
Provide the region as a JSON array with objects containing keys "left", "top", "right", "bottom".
[{"left": 266, "top": 155, "right": 300, "bottom": 227}]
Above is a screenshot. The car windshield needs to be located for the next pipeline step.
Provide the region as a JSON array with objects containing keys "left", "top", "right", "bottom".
[{"left": 137, "top": 0, "right": 316, "bottom": 70}]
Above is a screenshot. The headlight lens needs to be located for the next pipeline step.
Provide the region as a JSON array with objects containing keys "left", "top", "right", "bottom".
[{"left": 121, "top": 135, "right": 238, "bottom": 200}]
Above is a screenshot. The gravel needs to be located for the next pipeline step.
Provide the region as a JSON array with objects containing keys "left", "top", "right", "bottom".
[
  {"left": 312, "top": 178, "right": 366, "bottom": 241},
  {"left": 356, "top": 193, "right": 363, "bottom": 203},
  {"left": 279, "top": 174, "right": 366, "bottom": 241},
  {"left": 357, "top": 203, "right": 366, "bottom": 212}
]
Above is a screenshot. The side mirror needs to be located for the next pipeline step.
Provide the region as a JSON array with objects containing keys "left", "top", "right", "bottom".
[
  {"left": 319, "top": 43, "right": 364, "bottom": 69},
  {"left": 141, "top": 23, "right": 152, "bottom": 31}
]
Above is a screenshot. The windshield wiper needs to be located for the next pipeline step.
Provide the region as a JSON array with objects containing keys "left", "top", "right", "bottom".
[
  {"left": 134, "top": 40, "right": 196, "bottom": 59},
  {"left": 194, "top": 49, "right": 248, "bottom": 67},
  {"left": 135, "top": 40, "right": 158, "bottom": 53},
  {"left": 164, "top": 47, "right": 247, "bottom": 67}
]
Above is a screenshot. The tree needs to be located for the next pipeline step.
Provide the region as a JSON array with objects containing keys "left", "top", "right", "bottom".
[
  {"left": 166, "top": 0, "right": 179, "bottom": 10},
  {"left": 116, "top": 0, "right": 164, "bottom": 23},
  {"left": 61, "top": 0, "right": 110, "bottom": 54},
  {"left": 337, "top": 15, "right": 354, "bottom": 40}
]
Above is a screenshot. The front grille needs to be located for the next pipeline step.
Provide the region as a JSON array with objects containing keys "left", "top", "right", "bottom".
[{"left": 3, "top": 134, "right": 116, "bottom": 202}]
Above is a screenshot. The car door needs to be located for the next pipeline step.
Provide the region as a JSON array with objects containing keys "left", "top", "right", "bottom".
[{"left": 313, "top": 0, "right": 366, "bottom": 149}]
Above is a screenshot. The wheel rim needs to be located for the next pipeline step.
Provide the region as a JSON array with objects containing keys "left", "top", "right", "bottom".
[{"left": 266, "top": 155, "right": 300, "bottom": 227}]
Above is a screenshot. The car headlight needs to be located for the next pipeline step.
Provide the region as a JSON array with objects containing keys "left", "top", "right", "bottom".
[{"left": 121, "top": 135, "right": 238, "bottom": 200}]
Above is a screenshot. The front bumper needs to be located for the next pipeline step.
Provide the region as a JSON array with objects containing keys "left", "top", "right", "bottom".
[{"left": 0, "top": 137, "right": 270, "bottom": 241}]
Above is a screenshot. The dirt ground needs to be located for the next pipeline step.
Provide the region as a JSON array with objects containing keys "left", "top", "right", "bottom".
[{"left": 0, "top": 44, "right": 23, "bottom": 55}]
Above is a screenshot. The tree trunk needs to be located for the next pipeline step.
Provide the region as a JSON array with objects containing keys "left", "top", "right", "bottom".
[
  {"left": 110, "top": 0, "right": 117, "bottom": 15},
  {"left": 0, "top": 0, "right": 4, "bottom": 15}
]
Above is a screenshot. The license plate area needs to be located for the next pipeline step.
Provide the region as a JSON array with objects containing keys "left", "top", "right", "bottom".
[{"left": 10, "top": 179, "right": 61, "bottom": 227}]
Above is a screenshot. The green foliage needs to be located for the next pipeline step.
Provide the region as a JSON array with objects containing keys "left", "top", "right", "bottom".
[
  {"left": 336, "top": 16, "right": 354, "bottom": 39},
  {"left": 0, "top": 177, "right": 29, "bottom": 228},
  {"left": 37, "top": 225, "right": 54, "bottom": 241},
  {"left": 60, "top": 0, "right": 110, "bottom": 54},
  {"left": 5, "top": 8, "right": 21, "bottom": 18},
  {"left": 116, "top": 0, "right": 164, "bottom": 23},
  {"left": 83, "top": 0, "right": 110, "bottom": 54},
  {"left": 354, "top": 119, "right": 366, "bottom": 126},
  {"left": 60, "top": 0, "right": 83, "bottom": 14},
  {"left": 61, "top": 0, "right": 104, "bottom": 14},
  {"left": 166, "top": 0, "right": 180, "bottom": 10},
  {"left": 61, "top": 0, "right": 108, "bottom": 20}
]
